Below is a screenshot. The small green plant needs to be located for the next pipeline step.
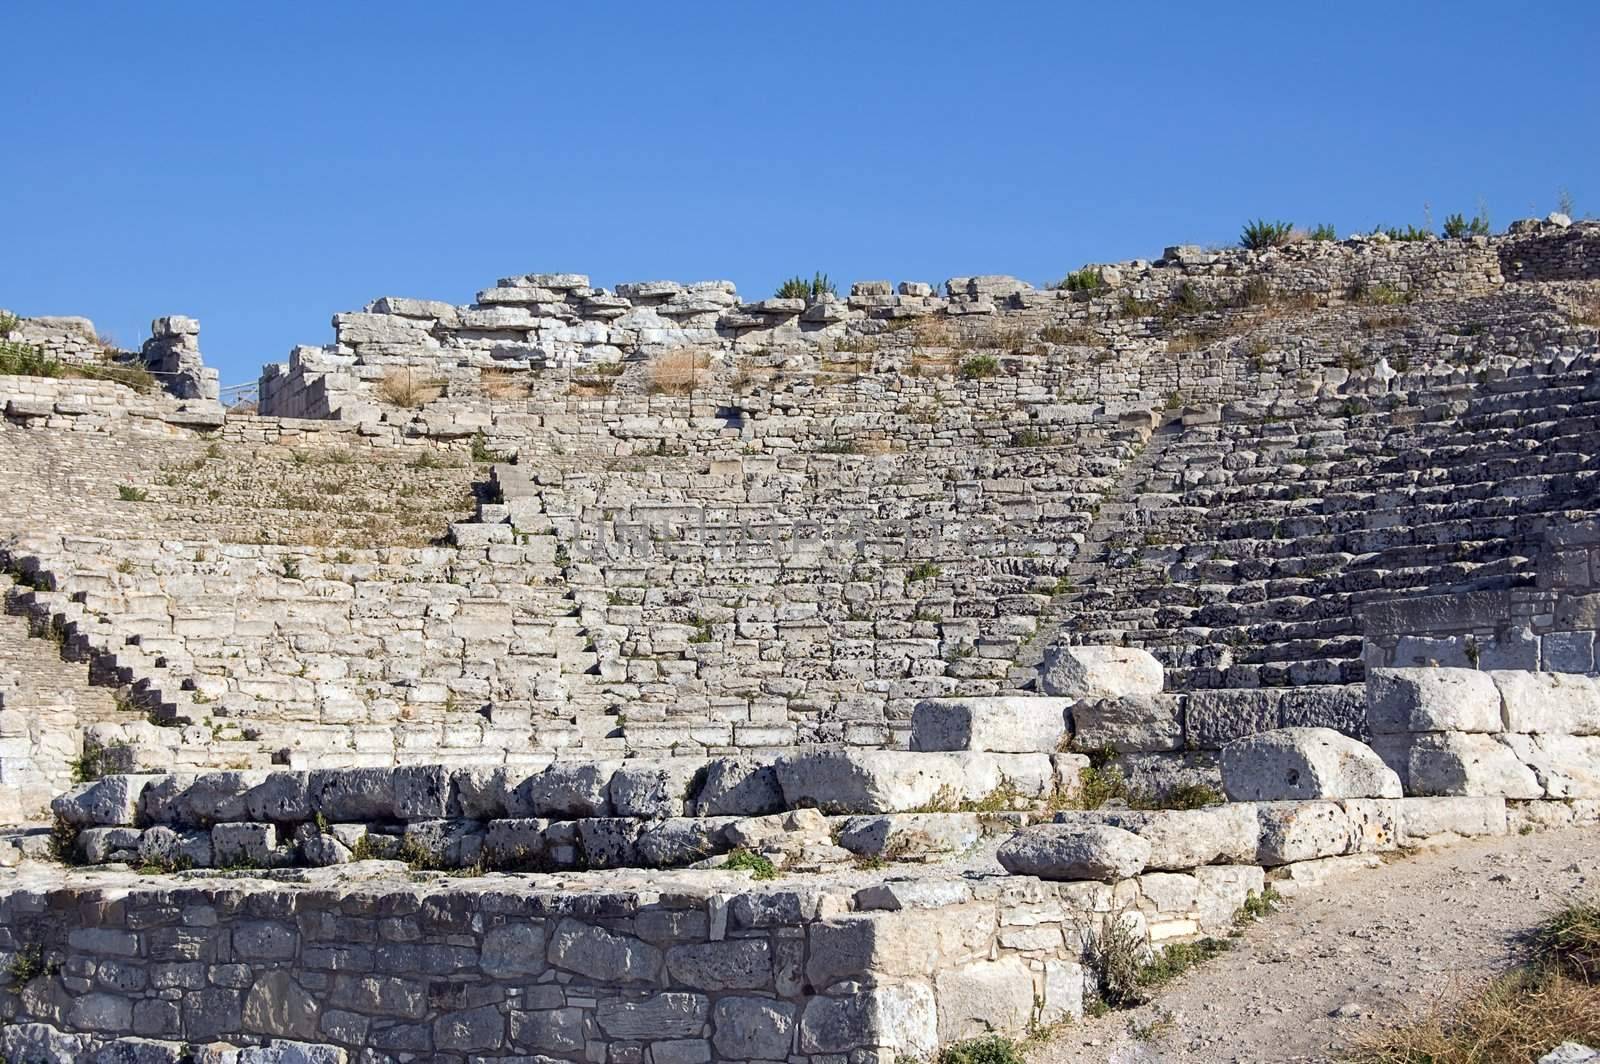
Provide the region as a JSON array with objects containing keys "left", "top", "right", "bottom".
[
  {"left": 1233, "top": 276, "right": 1272, "bottom": 308},
  {"left": 1060, "top": 266, "right": 1105, "bottom": 292},
  {"left": 1307, "top": 222, "right": 1338, "bottom": 242},
  {"left": 116, "top": 485, "right": 148, "bottom": 502},
  {"left": 470, "top": 433, "right": 510, "bottom": 464},
  {"left": 934, "top": 1035, "right": 1026, "bottom": 1064},
  {"left": 1240, "top": 218, "right": 1294, "bottom": 250},
  {"left": 775, "top": 272, "right": 835, "bottom": 302},
  {"left": 1087, "top": 909, "right": 1148, "bottom": 1008},
  {"left": 6, "top": 943, "right": 53, "bottom": 985},
  {"left": 816, "top": 439, "right": 862, "bottom": 454},
  {"left": 278, "top": 557, "right": 302, "bottom": 580},
  {"left": 1234, "top": 886, "right": 1284, "bottom": 926},
  {"left": 1170, "top": 281, "right": 1209, "bottom": 313},
  {"left": 723, "top": 847, "right": 777, "bottom": 880},
  {"left": 48, "top": 816, "right": 81, "bottom": 865},
  {"left": 1138, "top": 937, "right": 1233, "bottom": 990},
  {"left": 688, "top": 617, "right": 714, "bottom": 644},
  {"left": 0, "top": 311, "right": 19, "bottom": 338},
  {"left": 959, "top": 355, "right": 1000, "bottom": 380},
  {"left": 909, "top": 561, "right": 941, "bottom": 582},
  {"left": 1378, "top": 223, "right": 1431, "bottom": 242},
  {"left": 1442, "top": 209, "right": 1492, "bottom": 239}
]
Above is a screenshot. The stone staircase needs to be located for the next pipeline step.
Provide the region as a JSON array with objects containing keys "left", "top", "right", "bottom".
[{"left": 1041, "top": 353, "right": 1600, "bottom": 690}]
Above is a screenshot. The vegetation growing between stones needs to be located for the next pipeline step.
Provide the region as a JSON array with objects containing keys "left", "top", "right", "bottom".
[
  {"left": 0, "top": 339, "right": 157, "bottom": 391},
  {"left": 775, "top": 272, "right": 836, "bottom": 301},
  {"left": 722, "top": 847, "right": 777, "bottom": 880},
  {"left": 1240, "top": 219, "right": 1295, "bottom": 250},
  {"left": 1349, "top": 898, "right": 1600, "bottom": 1063},
  {"left": 1442, "top": 209, "right": 1492, "bottom": 239},
  {"left": 1059, "top": 267, "right": 1105, "bottom": 292},
  {"left": 376, "top": 367, "right": 445, "bottom": 407},
  {"left": 933, "top": 1035, "right": 1027, "bottom": 1064},
  {"left": 646, "top": 347, "right": 711, "bottom": 395},
  {"left": 6, "top": 943, "right": 54, "bottom": 985},
  {"left": 959, "top": 354, "right": 1000, "bottom": 380}
]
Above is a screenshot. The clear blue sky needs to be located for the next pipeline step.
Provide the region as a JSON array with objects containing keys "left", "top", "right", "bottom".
[{"left": 5, "top": 3, "right": 1595, "bottom": 385}]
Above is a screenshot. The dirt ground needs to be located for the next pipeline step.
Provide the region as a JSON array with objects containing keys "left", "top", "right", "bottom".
[{"left": 1034, "top": 824, "right": 1599, "bottom": 1063}]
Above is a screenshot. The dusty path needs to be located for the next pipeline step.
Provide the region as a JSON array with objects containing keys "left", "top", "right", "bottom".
[{"left": 1035, "top": 824, "right": 1599, "bottom": 1064}]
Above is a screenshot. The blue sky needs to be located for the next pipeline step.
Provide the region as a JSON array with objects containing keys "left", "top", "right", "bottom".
[{"left": 4, "top": 3, "right": 1595, "bottom": 386}]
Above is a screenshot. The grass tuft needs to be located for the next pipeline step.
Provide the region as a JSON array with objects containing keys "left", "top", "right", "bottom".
[{"left": 723, "top": 847, "right": 777, "bottom": 880}]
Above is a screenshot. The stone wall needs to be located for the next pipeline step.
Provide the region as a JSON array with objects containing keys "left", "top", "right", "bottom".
[
  {"left": 1363, "top": 517, "right": 1600, "bottom": 674},
  {"left": 1367, "top": 666, "right": 1600, "bottom": 798},
  {"left": 255, "top": 220, "right": 1600, "bottom": 433}
]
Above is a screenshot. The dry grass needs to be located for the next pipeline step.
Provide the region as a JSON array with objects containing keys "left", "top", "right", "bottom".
[
  {"left": 1570, "top": 296, "right": 1600, "bottom": 328},
  {"left": 647, "top": 347, "right": 712, "bottom": 395},
  {"left": 1349, "top": 898, "right": 1600, "bottom": 1063},
  {"left": 480, "top": 368, "right": 532, "bottom": 400},
  {"left": 377, "top": 368, "right": 445, "bottom": 407},
  {"left": 1348, "top": 968, "right": 1600, "bottom": 1063}
]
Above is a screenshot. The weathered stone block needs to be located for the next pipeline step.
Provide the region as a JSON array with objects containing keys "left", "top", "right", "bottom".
[
  {"left": 548, "top": 918, "right": 661, "bottom": 983},
  {"left": 1367, "top": 668, "right": 1501, "bottom": 734},
  {"left": 1221, "top": 727, "right": 1401, "bottom": 801},
  {"left": 712, "top": 996, "right": 796, "bottom": 1060},
  {"left": 909, "top": 696, "right": 1071, "bottom": 753},
  {"left": 1491, "top": 671, "right": 1600, "bottom": 735},
  {"left": 773, "top": 751, "right": 963, "bottom": 814},
  {"left": 1039, "top": 644, "right": 1163, "bottom": 699},
  {"left": 1070, "top": 694, "right": 1184, "bottom": 752},
  {"left": 1407, "top": 733, "right": 1542, "bottom": 798},
  {"left": 997, "top": 824, "right": 1151, "bottom": 881}
]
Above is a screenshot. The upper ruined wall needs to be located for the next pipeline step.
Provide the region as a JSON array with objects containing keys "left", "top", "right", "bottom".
[
  {"left": 256, "top": 217, "right": 1600, "bottom": 424},
  {"left": 1, "top": 311, "right": 221, "bottom": 403}
]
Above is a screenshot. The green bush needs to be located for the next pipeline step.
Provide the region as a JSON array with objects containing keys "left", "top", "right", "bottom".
[
  {"left": 1307, "top": 223, "right": 1338, "bottom": 242},
  {"left": 775, "top": 272, "right": 835, "bottom": 301},
  {"left": 1170, "top": 282, "right": 1209, "bottom": 314},
  {"left": 723, "top": 847, "right": 777, "bottom": 880},
  {"left": 1060, "top": 266, "right": 1105, "bottom": 292},
  {"left": 0, "top": 312, "right": 20, "bottom": 339},
  {"left": 1233, "top": 276, "right": 1273, "bottom": 308},
  {"left": 959, "top": 355, "right": 1000, "bottom": 379},
  {"left": 116, "top": 485, "right": 148, "bottom": 502},
  {"left": 1378, "top": 223, "right": 1431, "bottom": 242},
  {"left": 0, "top": 340, "right": 63, "bottom": 378},
  {"left": 1442, "top": 210, "right": 1492, "bottom": 238},
  {"left": 1240, "top": 218, "right": 1294, "bottom": 250},
  {"left": 936, "top": 1036, "right": 1026, "bottom": 1064}
]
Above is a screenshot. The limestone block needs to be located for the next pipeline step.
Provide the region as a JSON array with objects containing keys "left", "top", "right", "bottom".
[
  {"left": 77, "top": 826, "right": 142, "bottom": 863},
  {"left": 799, "top": 984, "right": 937, "bottom": 1057},
  {"left": 636, "top": 817, "right": 733, "bottom": 867},
  {"left": 909, "top": 696, "right": 1071, "bottom": 753},
  {"left": 1407, "top": 733, "right": 1542, "bottom": 798},
  {"left": 211, "top": 822, "right": 277, "bottom": 867},
  {"left": 548, "top": 918, "right": 662, "bottom": 983},
  {"left": 773, "top": 751, "right": 964, "bottom": 814},
  {"left": 1185, "top": 688, "right": 1279, "bottom": 749},
  {"left": 1055, "top": 805, "right": 1258, "bottom": 870},
  {"left": 997, "top": 824, "right": 1151, "bottom": 881},
  {"left": 483, "top": 819, "right": 548, "bottom": 869},
  {"left": 665, "top": 938, "right": 772, "bottom": 990},
  {"left": 954, "top": 752, "right": 1057, "bottom": 803},
  {"left": 1396, "top": 796, "right": 1508, "bottom": 844},
  {"left": 138, "top": 825, "right": 213, "bottom": 869},
  {"left": 1220, "top": 728, "right": 1402, "bottom": 801},
  {"left": 242, "top": 970, "right": 320, "bottom": 1041},
  {"left": 1070, "top": 694, "right": 1184, "bottom": 752},
  {"left": 1278, "top": 684, "right": 1369, "bottom": 739},
  {"left": 392, "top": 764, "right": 451, "bottom": 819},
  {"left": 510, "top": 1006, "right": 585, "bottom": 1054},
  {"left": 712, "top": 996, "right": 797, "bottom": 1060},
  {"left": 1367, "top": 668, "right": 1501, "bottom": 734},
  {"left": 244, "top": 772, "right": 312, "bottom": 823},
  {"left": 52, "top": 774, "right": 161, "bottom": 826},
  {"left": 1039, "top": 644, "right": 1163, "bottom": 699},
  {"left": 308, "top": 768, "right": 397, "bottom": 821},
  {"left": 1496, "top": 734, "right": 1600, "bottom": 798},
  {"left": 1490, "top": 671, "right": 1600, "bottom": 735},
  {"left": 142, "top": 772, "right": 268, "bottom": 827},
  {"left": 511, "top": 760, "right": 619, "bottom": 818},
  {"left": 451, "top": 766, "right": 512, "bottom": 819},
  {"left": 692, "top": 758, "right": 786, "bottom": 817},
  {"left": 403, "top": 818, "right": 484, "bottom": 867},
  {"left": 609, "top": 759, "right": 706, "bottom": 818},
  {"left": 482, "top": 922, "right": 547, "bottom": 979},
  {"left": 594, "top": 991, "right": 708, "bottom": 1038},
  {"left": 934, "top": 956, "right": 1034, "bottom": 1043},
  {"left": 836, "top": 813, "right": 981, "bottom": 861},
  {"left": 1254, "top": 801, "right": 1364, "bottom": 865}
]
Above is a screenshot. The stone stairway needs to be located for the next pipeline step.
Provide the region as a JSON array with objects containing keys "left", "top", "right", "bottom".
[
  {"left": 1003, "top": 413, "right": 1180, "bottom": 689},
  {"left": 1045, "top": 353, "right": 1600, "bottom": 689},
  {"left": 0, "top": 603, "right": 122, "bottom": 821}
]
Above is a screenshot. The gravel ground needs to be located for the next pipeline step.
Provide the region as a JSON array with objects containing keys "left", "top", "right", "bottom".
[{"left": 1034, "top": 824, "right": 1599, "bottom": 1064}]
